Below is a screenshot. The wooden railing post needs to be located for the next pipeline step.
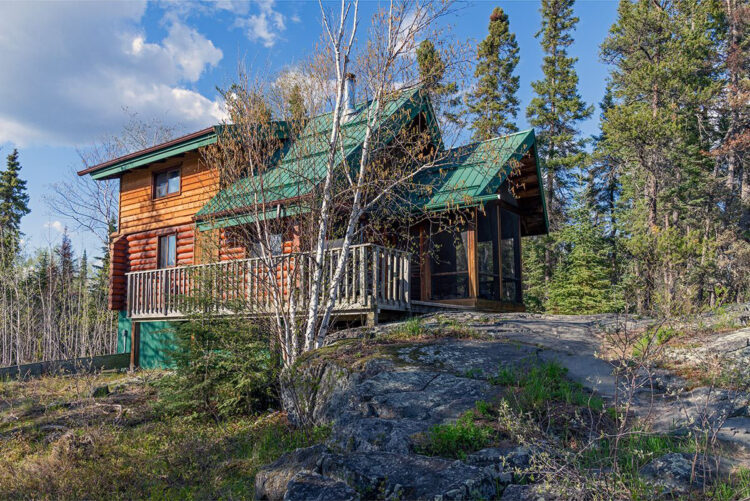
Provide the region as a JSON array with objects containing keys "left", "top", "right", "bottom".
[
  {"left": 125, "top": 243, "right": 412, "bottom": 321},
  {"left": 372, "top": 247, "right": 379, "bottom": 307}
]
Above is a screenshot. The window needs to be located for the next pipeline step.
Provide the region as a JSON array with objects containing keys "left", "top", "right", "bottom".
[
  {"left": 250, "top": 233, "right": 283, "bottom": 257},
  {"left": 158, "top": 234, "right": 176, "bottom": 268},
  {"left": 153, "top": 168, "right": 180, "bottom": 199}
]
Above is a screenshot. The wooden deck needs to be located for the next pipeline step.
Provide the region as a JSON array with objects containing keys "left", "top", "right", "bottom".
[{"left": 126, "top": 243, "right": 412, "bottom": 320}]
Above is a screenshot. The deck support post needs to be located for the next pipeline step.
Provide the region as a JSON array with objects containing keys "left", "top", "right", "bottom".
[
  {"left": 497, "top": 204, "right": 503, "bottom": 301},
  {"left": 129, "top": 322, "right": 140, "bottom": 370},
  {"left": 467, "top": 207, "right": 479, "bottom": 298},
  {"left": 366, "top": 310, "right": 378, "bottom": 327},
  {"left": 419, "top": 224, "right": 431, "bottom": 301}
]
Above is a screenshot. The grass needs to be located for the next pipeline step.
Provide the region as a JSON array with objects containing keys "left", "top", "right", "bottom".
[
  {"left": 416, "top": 362, "right": 609, "bottom": 463},
  {"left": 388, "top": 316, "right": 486, "bottom": 342},
  {"left": 388, "top": 317, "right": 428, "bottom": 340},
  {"left": 492, "top": 361, "right": 605, "bottom": 413},
  {"left": 708, "top": 467, "right": 750, "bottom": 500},
  {"left": 413, "top": 412, "right": 494, "bottom": 460},
  {"left": 0, "top": 371, "right": 329, "bottom": 500}
]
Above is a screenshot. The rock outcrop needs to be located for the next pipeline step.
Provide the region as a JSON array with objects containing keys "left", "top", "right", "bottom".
[{"left": 258, "top": 311, "right": 750, "bottom": 500}]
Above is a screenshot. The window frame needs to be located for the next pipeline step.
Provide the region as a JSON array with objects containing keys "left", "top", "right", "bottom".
[
  {"left": 152, "top": 166, "right": 182, "bottom": 200},
  {"left": 157, "top": 233, "right": 177, "bottom": 269}
]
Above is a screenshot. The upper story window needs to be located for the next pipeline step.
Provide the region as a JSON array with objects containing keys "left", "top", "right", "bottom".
[{"left": 153, "top": 168, "right": 181, "bottom": 199}]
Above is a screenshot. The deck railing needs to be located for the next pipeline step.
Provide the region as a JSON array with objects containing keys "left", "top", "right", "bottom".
[{"left": 126, "top": 243, "right": 410, "bottom": 319}]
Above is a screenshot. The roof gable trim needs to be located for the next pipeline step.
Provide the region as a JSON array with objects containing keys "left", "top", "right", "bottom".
[{"left": 81, "top": 127, "right": 218, "bottom": 180}]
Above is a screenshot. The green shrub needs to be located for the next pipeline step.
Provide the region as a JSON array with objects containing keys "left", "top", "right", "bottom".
[
  {"left": 632, "top": 325, "right": 679, "bottom": 358},
  {"left": 474, "top": 400, "right": 493, "bottom": 417},
  {"left": 157, "top": 314, "right": 279, "bottom": 421},
  {"left": 491, "top": 366, "right": 519, "bottom": 386},
  {"left": 414, "top": 413, "right": 492, "bottom": 459}
]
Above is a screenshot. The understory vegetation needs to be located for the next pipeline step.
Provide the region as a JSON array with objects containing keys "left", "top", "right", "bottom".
[
  {"left": 157, "top": 313, "right": 278, "bottom": 421},
  {"left": 0, "top": 371, "right": 329, "bottom": 500},
  {"left": 415, "top": 360, "right": 750, "bottom": 500}
]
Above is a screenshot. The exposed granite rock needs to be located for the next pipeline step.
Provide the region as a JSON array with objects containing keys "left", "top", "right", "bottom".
[
  {"left": 283, "top": 472, "right": 360, "bottom": 501},
  {"left": 255, "top": 444, "right": 329, "bottom": 500},
  {"left": 280, "top": 359, "right": 357, "bottom": 428},
  {"left": 639, "top": 452, "right": 716, "bottom": 496},
  {"left": 319, "top": 451, "right": 498, "bottom": 500},
  {"left": 330, "top": 417, "right": 425, "bottom": 455},
  {"left": 465, "top": 446, "right": 533, "bottom": 471},
  {"left": 264, "top": 312, "right": 750, "bottom": 500},
  {"left": 283, "top": 351, "right": 499, "bottom": 454}
]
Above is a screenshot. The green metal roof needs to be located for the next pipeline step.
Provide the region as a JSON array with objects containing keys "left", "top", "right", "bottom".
[
  {"left": 197, "top": 87, "right": 438, "bottom": 227},
  {"left": 409, "top": 129, "right": 536, "bottom": 210}
]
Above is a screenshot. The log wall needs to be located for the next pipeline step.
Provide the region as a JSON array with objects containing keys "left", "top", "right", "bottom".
[
  {"left": 110, "top": 150, "right": 219, "bottom": 311},
  {"left": 110, "top": 225, "right": 196, "bottom": 311},
  {"left": 118, "top": 151, "right": 219, "bottom": 235}
]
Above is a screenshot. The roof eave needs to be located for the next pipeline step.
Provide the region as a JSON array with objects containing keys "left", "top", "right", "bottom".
[{"left": 78, "top": 127, "right": 218, "bottom": 180}]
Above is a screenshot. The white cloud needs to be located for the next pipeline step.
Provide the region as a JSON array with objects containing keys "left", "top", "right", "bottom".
[
  {"left": 274, "top": 69, "right": 337, "bottom": 113},
  {"left": 44, "top": 221, "right": 65, "bottom": 234},
  {"left": 234, "top": 0, "right": 286, "bottom": 48},
  {"left": 0, "top": 1, "right": 225, "bottom": 147}
]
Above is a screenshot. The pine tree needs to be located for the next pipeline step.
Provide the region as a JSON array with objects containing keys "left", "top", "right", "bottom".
[
  {"left": 600, "top": 0, "right": 726, "bottom": 313},
  {"left": 466, "top": 7, "right": 520, "bottom": 140},
  {"left": 0, "top": 149, "right": 30, "bottom": 263}
]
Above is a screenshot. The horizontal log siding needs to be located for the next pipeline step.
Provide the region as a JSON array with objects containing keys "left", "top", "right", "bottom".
[
  {"left": 110, "top": 236, "right": 128, "bottom": 310},
  {"left": 118, "top": 151, "right": 219, "bottom": 235},
  {"left": 109, "top": 224, "right": 195, "bottom": 311}
]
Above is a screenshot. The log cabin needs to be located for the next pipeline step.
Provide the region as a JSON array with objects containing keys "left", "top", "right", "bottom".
[{"left": 79, "top": 87, "right": 548, "bottom": 368}]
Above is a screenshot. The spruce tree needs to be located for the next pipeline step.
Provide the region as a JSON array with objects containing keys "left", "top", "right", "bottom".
[
  {"left": 0, "top": 149, "right": 30, "bottom": 263},
  {"left": 466, "top": 7, "right": 520, "bottom": 140},
  {"left": 287, "top": 83, "right": 307, "bottom": 123},
  {"left": 546, "top": 190, "right": 621, "bottom": 314},
  {"left": 587, "top": 86, "right": 622, "bottom": 284},
  {"left": 417, "top": 40, "right": 458, "bottom": 95},
  {"left": 416, "top": 40, "right": 460, "bottom": 124},
  {"left": 522, "top": 0, "right": 592, "bottom": 310},
  {"left": 56, "top": 229, "right": 75, "bottom": 283},
  {"left": 526, "top": 0, "right": 592, "bottom": 229}
]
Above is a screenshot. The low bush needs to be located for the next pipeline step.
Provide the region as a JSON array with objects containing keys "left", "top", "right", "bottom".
[{"left": 157, "top": 313, "right": 279, "bottom": 421}]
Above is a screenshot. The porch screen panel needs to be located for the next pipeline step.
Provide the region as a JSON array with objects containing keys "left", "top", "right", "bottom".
[
  {"left": 477, "top": 205, "right": 500, "bottom": 300},
  {"left": 430, "top": 226, "right": 470, "bottom": 300},
  {"left": 500, "top": 209, "right": 522, "bottom": 303}
]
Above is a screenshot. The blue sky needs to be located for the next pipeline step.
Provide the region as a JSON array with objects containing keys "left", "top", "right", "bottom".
[{"left": 0, "top": 0, "right": 618, "bottom": 260}]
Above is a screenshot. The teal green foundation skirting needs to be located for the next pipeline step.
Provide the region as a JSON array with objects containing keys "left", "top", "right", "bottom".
[{"left": 116, "top": 311, "right": 179, "bottom": 369}]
